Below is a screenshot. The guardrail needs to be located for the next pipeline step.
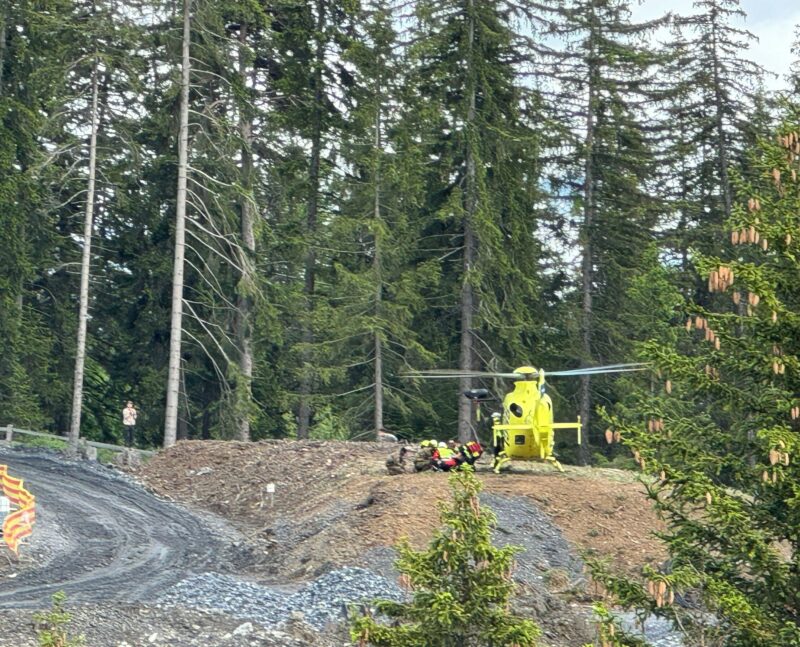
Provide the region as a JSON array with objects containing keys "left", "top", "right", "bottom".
[
  {"left": 1, "top": 425, "right": 154, "bottom": 456},
  {"left": 0, "top": 464, "right": 36, "bottom": 554}
]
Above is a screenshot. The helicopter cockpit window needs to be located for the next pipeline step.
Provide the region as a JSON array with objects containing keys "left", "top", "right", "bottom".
[{"left": 509, "top": 403, "right": 523, "bottom": 418}]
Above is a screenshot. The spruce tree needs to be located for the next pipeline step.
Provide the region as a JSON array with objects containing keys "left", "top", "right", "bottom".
[
  {"left": 261, "top": 0, "right": 357, "bottom": 439},
  {"left": 350, "top": 469, "right": 541, "bottom": 646},
  {"left": 404, "top": 0, "right": 545, "bottom": 441},
  {"left": 317, "top": 0, "right": 437, "bottom": 439},
  {"left": 535, "top": 0, "right": 667, "bottom": 463},
  {"left": 0, "top": 0, "right": 73, "bottom": 428},
  {"left": 595, "top": 111, "right": 800, "bottom": 646},
  {"left": 659, "top": 0, "right": 766, "bottom": 292}
]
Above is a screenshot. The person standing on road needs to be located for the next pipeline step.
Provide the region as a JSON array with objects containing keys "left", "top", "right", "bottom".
[{"left": 122, "top": 401, "right": 138, "bottom": 447}]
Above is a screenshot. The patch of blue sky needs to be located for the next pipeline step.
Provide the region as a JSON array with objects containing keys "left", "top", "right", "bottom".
[{"left": 630, "top": 0, "right": 800, "bottom": 91}]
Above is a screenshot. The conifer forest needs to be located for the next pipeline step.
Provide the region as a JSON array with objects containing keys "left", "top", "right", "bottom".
[
  {"left": 6, "top": 0, "right": 800, "bottom": 640},
  {"left": 2, "top": 0, "right": 799, "bottom": 453}
]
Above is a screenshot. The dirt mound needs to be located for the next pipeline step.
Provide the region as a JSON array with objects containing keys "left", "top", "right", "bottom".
[
  {"left": 135, "top": 440, "right": 665, "bottom": 579},
  {"left": 131, "top": 440, "right": 667, "bottom": 645}
]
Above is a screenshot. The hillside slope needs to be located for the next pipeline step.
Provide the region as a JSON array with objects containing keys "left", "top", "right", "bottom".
[{"left": 133, "top": 440, "right": 667, "bottom": 644}]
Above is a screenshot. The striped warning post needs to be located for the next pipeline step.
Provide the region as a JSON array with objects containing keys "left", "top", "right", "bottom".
[{"left": 0, "top": 464, "right": 36, "bottom": 554}]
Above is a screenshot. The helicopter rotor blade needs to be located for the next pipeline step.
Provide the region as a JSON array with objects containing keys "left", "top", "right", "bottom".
[
  {"left": 401, "top": 369, "right": 526, "bottom": 380},
  {"left": 547, "top": 363, "right": 649, "bottom": 377},
  {"left": 401, "top": 362, "right": 649, "bottom": 380}
]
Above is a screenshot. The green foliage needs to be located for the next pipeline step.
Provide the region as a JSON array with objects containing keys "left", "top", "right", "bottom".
[
  {"left": 309, "top": 2, "right": 440, "bottom": 437},
  {"left": 528, "top": 0, "right": 672, "bottom": 461},
  {"left": 308, "top": 405, "right": 351, "bottom": 441},
  {"left": 13, "top": 435, "right": 68, "bottom": 452},
  {"left": 660, "top": 0, "right": 767, "bottom": 276},
  {"left": 581, "top": 602, "right": 649, "bottom": 647},
  {"left": 595, "top": 111, "right": 800, "bottom": 646},
  {"left": 33, "top": 591, "right": 85, "bottom": 647},
  {"left": 350, "top": 469, "right": 541, "bottom": 646},
  {"left": 0, "top": 0, "right": 71, "bottom": 430}
]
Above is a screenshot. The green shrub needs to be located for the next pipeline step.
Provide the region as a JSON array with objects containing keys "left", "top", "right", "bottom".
[
  {"left": 33, "top": 591, "right": 85, "bottom": 647},
  {"left": 350, "top": 469, "right": 541, "bottom": 646}
]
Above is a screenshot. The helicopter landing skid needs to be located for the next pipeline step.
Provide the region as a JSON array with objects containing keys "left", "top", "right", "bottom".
[
  {"left": 491, "top": 454, "right": 565, "bottom": 473},
  {"left": 492, "top": 453, "right": 511, "bottom": 474}
]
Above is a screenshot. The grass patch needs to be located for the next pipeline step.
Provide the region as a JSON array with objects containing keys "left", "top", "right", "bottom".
[
  {"left": 12, "top": 435, "right": 69, "bottom": 451},
  {"left": 7, "top": 433, "right": 150, "bottom": 467}
]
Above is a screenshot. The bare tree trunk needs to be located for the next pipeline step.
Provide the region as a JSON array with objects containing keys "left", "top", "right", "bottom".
[
  {"left": 177, "top": 364, "right": 189, "bottom": 440},
  {"left": 235, "top": 23, "right": 255, "bottom": 442},
  {"left": 373, "top": 328, "right": 383, "bottom": 436},
  {"left": 68, "top": 57, "right": 100, "bottom": 451},
  {"left": 458, "top": 0, "right": 477, "bottom": 443},
  {"left": 710, "top": 20, "right": 732, "bottom": 220},
  {"left": 0, "top": 9, "right": 6, "bottom": 96},
  {"left": 578, "top": 32, "right": 598, "bottom": 467},
  {"left": 297, "top": 0, "right": 326, "bottom": 440},
  {"left": 373, "top": 99, "right": 384, "bottom": 437},
  {"left": 164, "top": 0, "right": 192, "bottom": 448}
]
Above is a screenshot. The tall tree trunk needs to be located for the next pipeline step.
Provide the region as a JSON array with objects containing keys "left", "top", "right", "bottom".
[
  {"left": 0, "top": 8, "right": 6, "bottom": 97},
  {"left": 373, "top": 98, "right": 384, "bottom": 437},
  {"left": 578, "top": 31, "right": 598, "bottom": 467},
  {"left": 68, "top": 56, "right": 100, "bottom": 451},
  {"left": 710, "top": 20, "right": 732, "bottom": 220},
  {"left": 297, "top": 0, "right": 326, "bottom": 440},
  {"left": 458, "top": 0, "right": 477, "bottom": 443},
  {"left": 177, "top": 364, "right": 189, "bottom": 440},
  {"left": 235, "top": 23, "right": 255, "bottom": 442},
  {"left": 164, "top": 0, "right": 192, "bottom": 448}
]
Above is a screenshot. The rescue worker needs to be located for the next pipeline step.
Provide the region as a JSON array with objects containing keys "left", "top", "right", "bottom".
[
  {"left": 436, "top": 441, "right": 454, "bottom": 459},
  {"left": 458, "top": 441, "right": 484, "bottom": 466},
  {"left": 413, "top": 439, "right": 438, "bottom": 472},
  {"left": 432, "top": 452, "right": 460, "bottom": 472},
  {"left": 433, "top": 441, "right": 484, "bottom": 472}
]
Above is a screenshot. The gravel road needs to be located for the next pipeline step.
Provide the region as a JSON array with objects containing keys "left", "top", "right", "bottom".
[
  {"left": 0, "top": 448, "right": 393, "bottom": 646},
  {"left": 0, "top": 448, "right": 246, "bottom": 609}
]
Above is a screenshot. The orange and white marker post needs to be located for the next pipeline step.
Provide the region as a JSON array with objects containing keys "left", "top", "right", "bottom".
[{"left": 0, "top": 465, "right": 36, "bottom": 555}]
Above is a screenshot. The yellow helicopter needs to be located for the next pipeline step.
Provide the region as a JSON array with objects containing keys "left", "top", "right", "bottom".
[{"left": 406, "top": 363, "right": 646, "bottom": 472}]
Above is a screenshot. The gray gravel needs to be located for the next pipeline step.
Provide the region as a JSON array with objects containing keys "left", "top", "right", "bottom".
[
  {"left": 365, "top": 493, "right": 584, "bottom": 588},
  {"left": 0, "top": 603, "right": 347, "bottom": 647},
  {"left": 618, "top": 613, "right": 684, "bottom": 647},
  {"left": 482, "top": 493, "right": 585, "bottom": 585},
  {"left": 158, "top": 567, "right": 404, "bottom": 630}
]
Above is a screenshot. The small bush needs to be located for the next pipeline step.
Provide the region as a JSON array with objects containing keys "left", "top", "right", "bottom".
[
  {"left": 351, "top": 469, "right": 541, "bottom": 646},
  {"left": 33, "top": 591, "right": 85, "bottom": 647}
]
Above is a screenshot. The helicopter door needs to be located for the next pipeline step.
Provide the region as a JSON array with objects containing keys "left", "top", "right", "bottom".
[{"left": 506, "top": 403, "right": 528, "bottom": 445}]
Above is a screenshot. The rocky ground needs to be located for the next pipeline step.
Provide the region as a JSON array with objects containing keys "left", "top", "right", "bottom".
[
  {"left": 0, "top": 440, "right": 672, "bottom": 646},
  {"left": 0, "top": 602, "right": 348, "bottom": 647},
  {"left": 134, "top": 440, "right": 666, "bottom": 579}
]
